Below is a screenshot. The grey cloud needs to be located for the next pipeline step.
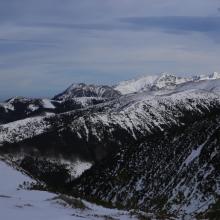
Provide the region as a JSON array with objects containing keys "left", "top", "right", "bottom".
[
  {"left": 0, "top": 0, "right": 220, "bottom": 100},
  {"left": 120, "top": 16, "right": 220, "bottom": 34},
  {"left": 24, "top": 16, "right": 220, "bottom": 38}
]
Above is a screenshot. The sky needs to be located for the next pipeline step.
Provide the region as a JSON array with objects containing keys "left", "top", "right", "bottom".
[{"left": 0, "top": 0, "right": 220, "bottom": 100}]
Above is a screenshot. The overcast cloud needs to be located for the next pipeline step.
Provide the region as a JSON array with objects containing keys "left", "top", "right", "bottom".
[{"left": 0, "top": 0, "right": 220, "bottom": 100}]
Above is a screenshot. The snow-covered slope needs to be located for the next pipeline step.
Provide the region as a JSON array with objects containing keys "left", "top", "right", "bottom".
[
  {"left": 0, "top": 97, "right": 57, "bottom": 125},
  {"left": 54, "top": 83, "right": 121, "bottom": 100},
  {"left": 73, "top": 111, "right": 220, "bottom": 219},
  {"left": 1, "top": 72, "right": 220, "bottom": 125},
  {"left": 115, "top": 72, "right": 220, "bottom": 94},
  {"left": 115, "top": 75, "right": 158, "bottom": 94},
  {"left": 0, "top": 96, "right": 107, "bottom": 125},
  {"left": 1, "top": 75, "right": 220, "bottom": 173},
  {"left": 0, "top": 159, "right": 74, "bottom": 220},
  {"left": 0, "top": 159, "right": 140, "bottom": 220},
  {"left": 1, "top": 89, "right": 219, "bottom": 147},
  {"left": 0, "top": 116, "right": 51, "bottom": 146},
  {"left": 176, "top": 77, "right": 220, "bottom": 94},
  {"left": 1, "top": 72, "right": 220, "bottom": 219}
]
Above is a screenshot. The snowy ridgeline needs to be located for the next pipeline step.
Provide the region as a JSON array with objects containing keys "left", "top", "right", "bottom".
[
  {"left": 0, "top": 88, "right": 219, "bottom": 146},
  {"left": 1, "top": 72, "right": 220, "bottom": 116},
  {"left": 1, "top": 72, "right": 220, "bottom": 129},
  {"left": 0, "top": 160, "right": 143, "bottom": 220},
  {"left": 1, "top": 72, "right": 220, "bottom": 219},
  {"left": 115, "top": 72, "right": 220, "bottom": 94}
]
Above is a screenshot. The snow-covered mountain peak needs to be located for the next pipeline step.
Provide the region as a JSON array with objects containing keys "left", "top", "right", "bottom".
[
  {"left": 54, "top": 83, "right": 121, "bottom": 100},
  {"left": 115, "top": 72, "right": 220, "bottom": 94},
  {"left": 66, "top": 83, "right": 87, "bottom": 90},
  {"left": 152, "top": 72, "right": 193, "bottom": 89},
  {"left": 193, "top": 72, "right": 220, "bottom": 81},
  {"left": 115, "top": 72, "right": 191, "bottom": 94},
  {"left": 209, "top": 71, "right": 220, "bottom": 79},
  {"left": 114, "top": 75, "right": 158, "bottom": 95}
]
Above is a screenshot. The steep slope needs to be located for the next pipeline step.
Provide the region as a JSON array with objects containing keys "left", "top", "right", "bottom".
[
  {"left": 0, "top": 89, "right": 220, "bottom": 197},
  {"left": 0, "top": 159, "right": 139, "bottom": 220},
  {"left": 1, "top": 90, "right": 219, "bottom": 156},
  {"left": 0, "top": 97, "right": 56, "bottom": 124},
  {"left": 0, "top": 96, "right": 107, "bottom": 125},
  {"left": 1, "top": 73, "right": 220, "bottom": 218},
  {"left": 73, "top": 112, "right": 220, "bottom": 219}
]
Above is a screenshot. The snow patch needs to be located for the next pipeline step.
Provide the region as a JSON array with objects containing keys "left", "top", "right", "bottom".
[
  {"left": 184, "top": 144, "right": 205, "bottom": 166},
  {"left": 28, "top": 104, "right": 39, "bottom": 112},
  {"left": 42, "top": 99, "right": 55, "bottom": 109}
]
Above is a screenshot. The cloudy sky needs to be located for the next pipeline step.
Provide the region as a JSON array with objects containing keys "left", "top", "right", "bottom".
[{"left": 0, "top": 0, "right": 220, "bottom": 100}]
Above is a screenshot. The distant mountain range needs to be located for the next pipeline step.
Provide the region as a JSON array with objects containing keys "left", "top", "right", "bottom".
[
  {"left": 1, "top": 72, "right": 220, "bottom": 219},
  {"left": 115, "top": 71, "right": 220, "bottom": 94},
  {"left": 1, "top": 72, "right": 220, "bottom": 124}
]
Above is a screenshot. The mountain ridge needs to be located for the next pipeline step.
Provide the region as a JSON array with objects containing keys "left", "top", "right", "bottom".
[
  {"left": 1, "top": 72, "right": 220, "bottom": 219},
  {"left": 115, "top": 72, "right": 220, "bottom": 94}
]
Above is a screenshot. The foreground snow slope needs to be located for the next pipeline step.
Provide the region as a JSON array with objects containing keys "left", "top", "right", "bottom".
[
  {"left": 0, "top": 160, "right": 73, "bottom": 220},
  {"left": 0, "top": 159, "right": 139, "bottom": 220}
]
